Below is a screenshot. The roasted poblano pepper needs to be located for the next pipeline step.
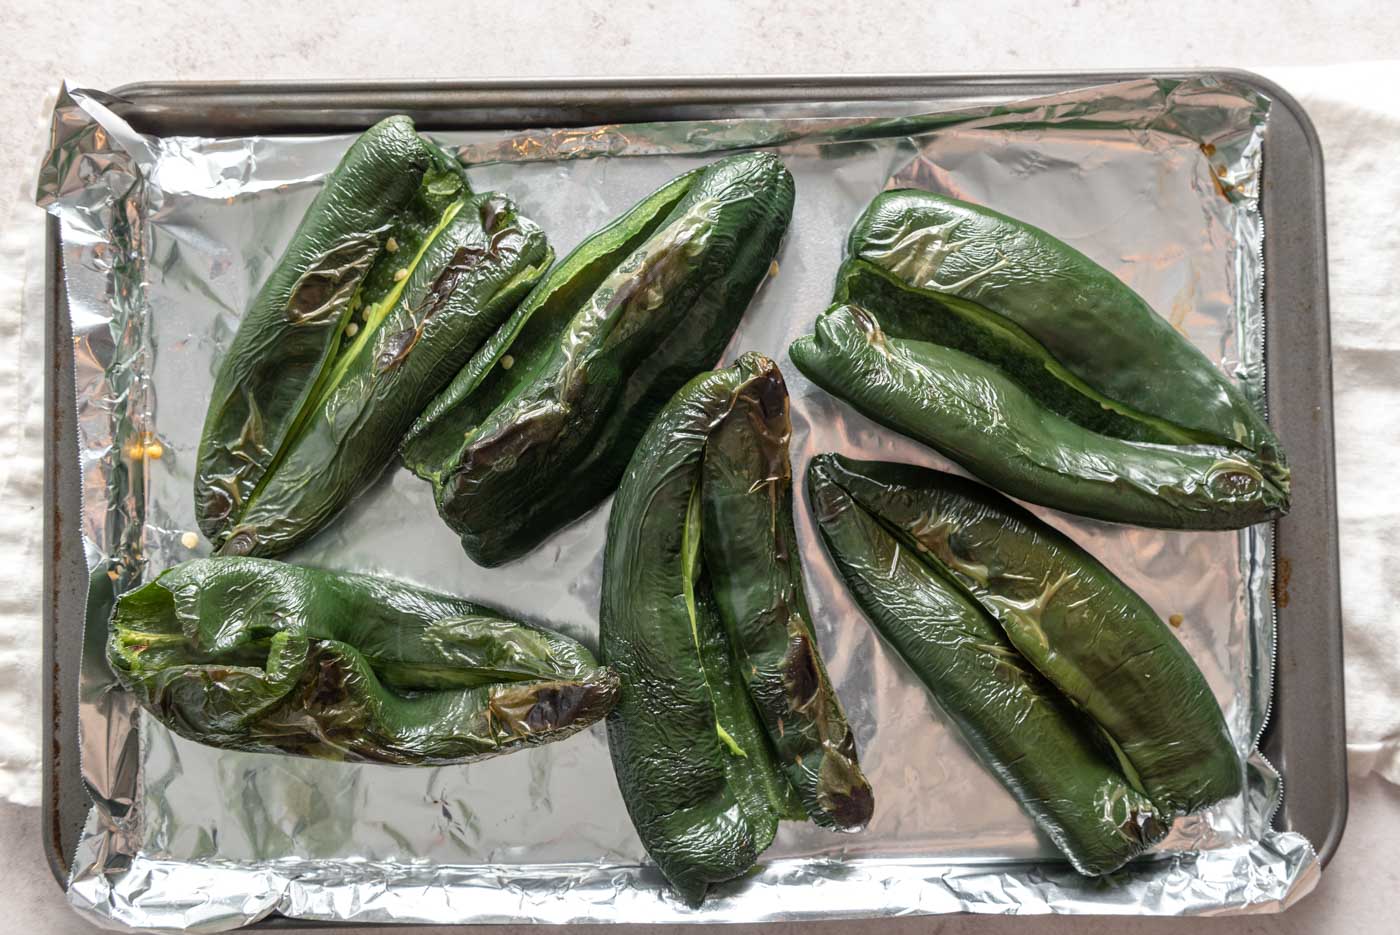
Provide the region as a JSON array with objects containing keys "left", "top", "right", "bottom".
[
  {"left": 810, "top": 456, "right": 1242, "bottom": 818},
  {"left": 108, "top": 557, "right": 618, "bottom": 765},
  {"left": 403, "top": 153, "right": 795, "bottom": 567},
  {"left": 810, "top": 455, "right": 1243, "bottom": 873},
  {"left": 601, "top": 354, "right": 871, "bottom": 905},
  {"left": 795, "top": 306, "right": 1286, "bottom": 529},
  {"left": 701, "top": 359, "right": 873, "bottom": 832},
  {"left": 790, "top": 190, "right": 1289, "bottom": 530},
  {"left": 195, "top": 115, "right": 553, "bottom": 557}
]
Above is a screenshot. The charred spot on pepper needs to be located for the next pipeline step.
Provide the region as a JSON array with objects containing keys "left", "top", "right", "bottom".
[
  {"left": 605, "top": 230, "right": 706, "bottom": 318},
  {"left": 1121, "top": 807, "right": 1169, "bottom": 845},
  {"left": 287, "top": 277, "right": 339, "bottom": 323},
  {"left": 375, "top": 326, "right": 423, "bottom": 373},
  {"left": 218, "top": 528, "right": 258, "bottom": 557},
  {"left": 380, "top": 241, "right": 498, "bottom": 369},
  {"left": 451, "top": 403, "right": 566, "bottom": 481},
  {"left": 820, "top": 771, "right": 875, "bottom": 831},
  {"left": 487, "top": 685, "right": 539, "bottom": 736},
  {"left": 746, "top": 358, "right": 788, "bottom": 422},
  {"left": 488, "top": 226, "right": 524, "bottom": 258},
  {"left": 284, "top": 231, "right": 383, "bottom": 324},
  {"left": 782, "top": 629, "right": 822, "bottom": 710},
  {"left": 417, "top": 243, "right": 491, "bottom": 313},
  {"left": 201, "top": 486, "right": 235, "bottom": 523},
  {"left": 827, "top": 723, "right": 860, "bottom": 761},
  {"left": 791, "top": 720, "right": 875, "bottom": 831},
  {"left": 304, "top": 647, "right": 353, "bottom": 709},
  {"left": 520, "top": 680, "right": 605, "bottom": 731},
  {"left": 738, "top": 365, "right": 793, "bottom": 464}
]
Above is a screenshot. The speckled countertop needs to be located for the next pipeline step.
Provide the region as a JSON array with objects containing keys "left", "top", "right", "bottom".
[{"left": 4, "top": 2, "right": 1397, "bottom": 932}]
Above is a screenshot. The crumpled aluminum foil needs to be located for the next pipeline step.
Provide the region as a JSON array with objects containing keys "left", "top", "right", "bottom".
[{"left": 37, "top": 76, "right": 1318, "bottom": 932}]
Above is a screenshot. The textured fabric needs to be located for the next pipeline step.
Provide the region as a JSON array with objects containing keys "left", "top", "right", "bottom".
[
  {"left": 1263, "top": 63, "right": 1400, "bottom": 784},
  {"left": 0, "top": 209, "right": 46, "bottom": 807}
]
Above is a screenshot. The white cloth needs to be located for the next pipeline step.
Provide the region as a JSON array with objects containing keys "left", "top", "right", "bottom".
[
  {"left": 0, "top": 95, "right": 51, "bottom": 805},
  {"left": 1260, "top": 63, "right": 1400, "bottom": 784},
  {"left": 1, "top": 66, "right": 1397, "bottom": 806}
]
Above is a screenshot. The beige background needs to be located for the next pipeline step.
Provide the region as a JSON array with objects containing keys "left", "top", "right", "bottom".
[{"left": 4, "top": 1, "right": 1398, "bottom": 932}]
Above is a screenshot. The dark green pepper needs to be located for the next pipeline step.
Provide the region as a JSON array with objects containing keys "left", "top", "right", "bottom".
[
  {"left": 108, "top": 557, "right": 618, "bottom": 765},
  {"left": 196, "top": 115, "right": 553, "bottom": 557},
  {"left": 793, "top": 305, "right": 1287, "bottom": 530},
  {"left": 601, "top": 354, "right": 869, "bottom": 905},
  {"left": 700, "top": 360, "right": 872, "bottom": 832},
  {"left": 812, "top": 455, "right": 1241, "bottom": 817},
  {"left": 790, "top": 189, "right": 1288, "bottom": 530},
  {"left": 808, "top": 454, "right": 1170, "bottom": 876},
  {"left": 403, "top": 153, "right": 795, "bottom": 567}
]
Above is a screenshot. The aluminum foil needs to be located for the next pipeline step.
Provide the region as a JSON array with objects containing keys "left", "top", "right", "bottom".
[{"left": 37, "top": 76, "right": 1318, "bottom": 931}]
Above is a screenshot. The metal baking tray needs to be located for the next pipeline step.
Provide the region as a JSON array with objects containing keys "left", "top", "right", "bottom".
[{"left": 41, "top": 70, "right": 1345, "bottom": 906}]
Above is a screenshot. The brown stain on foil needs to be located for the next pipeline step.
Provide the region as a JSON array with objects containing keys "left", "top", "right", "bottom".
[
  {"left": 1211, "top": 175, "right": 1235, "bottom": 200},
  {"left": 1275, "top": 557, "right": 1292, "bottom": 609},
  {"left": 1199, "top": 143, "right": 1236, "bottom": 198}
]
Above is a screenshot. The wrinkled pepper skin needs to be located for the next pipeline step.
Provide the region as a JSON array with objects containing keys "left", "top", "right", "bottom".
[
  {"left": 791, "top": 189, "right": 1288, "bottom": 529},
  {"left": 700, "top": 362, "right": 872, "bottom": 832},
  {"left": 108, "top": 558, "right": 618, "bottom": 765},
  {"left": 807, "top": 455, "right": 1169, "bottom": 876},
  {"left": 815, "top": 456, "right": 1241, "bottom": 817},
  {"left": 401, "top": 169, "right": 702, "bottom": 480},
  {"left": 406, "top": 153, "right": 795, "bottom": 567},
  {"left": 601, "top": 354, "right": 868, "bottom": 905},
  {"left": 196, "top": 115, "right": 552, "bottom": 557},
  {"left": 791, "top": 306, "right": 1288, "bottom": 530},
  {"left": 602, "top": 358, "right": 799, "bottom": 904}
]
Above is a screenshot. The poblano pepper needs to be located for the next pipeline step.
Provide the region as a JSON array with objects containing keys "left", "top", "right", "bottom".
[
  {"left": 195, "top": 115, "right": 553, "bottom": 557},
  {"left": 601, "top": 354, "right": 871, "bottom": 905},
  {"left": 811, "top": 455, "right": 1241, "bottom": 817},
  {"left": 794, "top": 306, "right": 1286, "bottom": 529},
  {"left": 809, "top": 454, "right": 1241, "bottom": 874},
  {"left": 790, "top": 190, "right": 1289, "bottom": 530},
  {"left": 403, "top": 153, "right": 795, "bottom": 567},
  {"left": 108, "top": 557, "right": 618, "bottom": 765},
  {"left": 700, "top": 361, "right": 872, "bottom": 832}
]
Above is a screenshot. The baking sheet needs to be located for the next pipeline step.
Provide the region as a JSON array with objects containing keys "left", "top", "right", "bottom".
[{"left": 37, "top": 76, "right": 1319, "bottom": 930}]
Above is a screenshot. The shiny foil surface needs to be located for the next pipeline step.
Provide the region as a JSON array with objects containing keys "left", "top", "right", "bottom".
[{"left": 37, "top": 77, "right": 1317, "bottom": 931}]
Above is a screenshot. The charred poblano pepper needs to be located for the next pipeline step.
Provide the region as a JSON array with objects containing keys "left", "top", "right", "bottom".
[
  {"left": 700, "top": 362, "right": 872, "bottom": 832},
  {"left": 794, "top": 306, "right": 1286, "bottom": 529},
  {"left": 403, "top": 153, "right": 795, "bottom": 567},
  {"left": 790, "top": 190, "right": 1288, "bottom": 530},
  {"left": 108, "top": 557, "right": 618, "bottom": 765},
  {"left": 601, "top": 354, "right": 871, "bottom": 905},
  {"left": 810, "top": 456, "right": 1240, "bottom": 818},
  {"left": 809, "top": 454, "right": 1243, "bottom": 873},
  {"left": 195, "top": 115, "right": 553, "bottom": 557}
]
